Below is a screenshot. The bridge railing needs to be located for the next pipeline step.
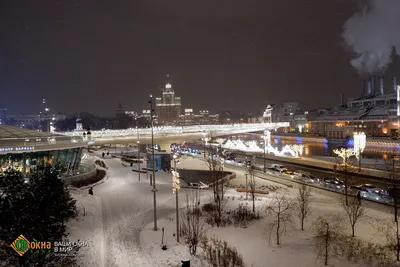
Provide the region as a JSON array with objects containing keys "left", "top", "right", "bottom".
[{"left": 56, "top": 122, "right": 289, "bottom": 138}]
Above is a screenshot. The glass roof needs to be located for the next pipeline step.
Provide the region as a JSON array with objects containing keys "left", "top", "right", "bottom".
[{"left": 0, "top": 124, "right": 59, "bottom": 139}]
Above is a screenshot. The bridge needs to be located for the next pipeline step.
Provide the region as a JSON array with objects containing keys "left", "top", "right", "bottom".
[{"left": 57, "top": 123, "right": 289, "bottom": 147}]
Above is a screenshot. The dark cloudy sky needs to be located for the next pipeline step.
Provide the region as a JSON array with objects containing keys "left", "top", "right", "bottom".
[{"left": 0, "top": 0, "right": 373, "bottom": 116}]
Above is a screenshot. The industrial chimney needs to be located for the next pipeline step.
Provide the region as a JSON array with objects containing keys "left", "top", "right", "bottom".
[
  {"left": 367, "top": 78, "right": 372, "bottom": 95},
  {"left": 340, "top": 93, "right": 344, "bottom": 106},
  {"left": 380, "top": 76, "right": 384, "bottom": 95},
  {"left": 362, "top": 79, "right": 366, "bottom": 96},
  {"left": 371, "top": 76, "right": 376, "bottom": 95},
  {"left": 394, "top": 76, "right": 398, "bottom": 93}
]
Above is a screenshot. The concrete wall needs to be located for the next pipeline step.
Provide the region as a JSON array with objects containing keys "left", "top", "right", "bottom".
[
  {"left": 62, "top": 168, "right": 98, "bottom": 186},
  {"left": 178, "top": 169, "right": 235, "bottom": 185}
]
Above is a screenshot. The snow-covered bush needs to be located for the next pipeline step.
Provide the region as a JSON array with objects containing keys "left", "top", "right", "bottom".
[{"left": 201, "top": 236, "right": 244, "bottom": 267}]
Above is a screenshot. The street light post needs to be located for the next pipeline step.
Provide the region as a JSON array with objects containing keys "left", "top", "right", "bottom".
[
  {"left": 172, "top": 157, "right": 180, "bottom": 242},
  {"left": 245, "top": 172, "right": 248, "bottom": 200},
  {"left": 149, "top": 95, "right": 157, "bottom": 231},
  {"left": 263, "top": 131, "right": 266, "bottom": 173},
  {"left": 136, "top": 114, "right": 140, "bottom": 181},
  {"left": 202, "top": 132, "right": 206, "bottom": 160}
]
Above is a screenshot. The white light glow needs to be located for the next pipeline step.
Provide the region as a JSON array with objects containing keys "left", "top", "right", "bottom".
[
  {"left": 333, "top": 148, "right": 355, "bottom": 165},
  {"left": 165, "top": 83, "right": 172, "bottom": 89},
  {"left": 397, "top": 85, "right": 400, "bottom": 116}
]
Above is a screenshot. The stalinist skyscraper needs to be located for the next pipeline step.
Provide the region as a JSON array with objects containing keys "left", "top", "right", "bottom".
[{"left": 155, "top": 75, "right": 182, "bottom": 125}]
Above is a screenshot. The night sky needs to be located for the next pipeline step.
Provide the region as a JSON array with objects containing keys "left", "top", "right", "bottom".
[{"left": 0, "top": 1, "right": 366, "bottom": 116}]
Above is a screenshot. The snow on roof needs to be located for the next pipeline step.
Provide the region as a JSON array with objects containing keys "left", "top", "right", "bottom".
[{"left": 0, "top": 124, "right": 59, "bottom": 139}]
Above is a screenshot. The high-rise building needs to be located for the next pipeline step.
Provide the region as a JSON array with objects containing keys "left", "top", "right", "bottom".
[{"left": 155, "top": 82, "right": 181, "bottom": 124}]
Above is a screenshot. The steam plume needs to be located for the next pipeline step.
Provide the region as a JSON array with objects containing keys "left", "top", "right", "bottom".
[{"left": 343, "top": 0, "right": 400, "bottom": 76}]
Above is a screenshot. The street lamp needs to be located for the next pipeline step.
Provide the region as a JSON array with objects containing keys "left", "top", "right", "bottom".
[
  {"left": 262, "top": 130, "right": 271, "bottom": 173},
  {"left": 353, "top": 132, "right": 366, "bottom": 172},
  {"left": 136, "top": 113, "right": 140, "bottom": 181},
  {"left": 202, "top": 131, "right": 206, "bottom": 160},
  {"left": 171, "top": 162, "right": 180, "bottom": 242},
  {"left": 149, "top": 94, "right": 157, "bottom": 231}
]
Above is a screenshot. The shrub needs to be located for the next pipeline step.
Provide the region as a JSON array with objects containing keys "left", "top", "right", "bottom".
[
  {"left": 201, "top": 236, "right": 244, "bottom": 267},
  {"left": 204, "top": 203, "right": 261, "bottom": 228},
  {"left": 203, "top": 203, "right": 217, "bottom": 212},
  {"left": 95, "top": 160, "right": 107, "bottom": 169}
]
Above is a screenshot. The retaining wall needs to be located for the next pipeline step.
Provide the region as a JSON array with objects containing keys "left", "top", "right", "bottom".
[{"left": 62, "top": 168, "right": 98, "bottom": 186}]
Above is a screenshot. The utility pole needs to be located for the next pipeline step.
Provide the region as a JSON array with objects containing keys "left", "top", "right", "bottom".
[{"left": 149, "top": 95, "right": 157, "bottom": 231}]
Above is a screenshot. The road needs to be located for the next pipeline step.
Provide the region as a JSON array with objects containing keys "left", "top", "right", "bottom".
[{"left": 93, "top": 152, "right": 177, "bottom": 267}]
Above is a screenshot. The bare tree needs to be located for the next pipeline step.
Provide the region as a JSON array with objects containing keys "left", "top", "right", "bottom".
[
  {"left": 333, "top": 148, "right": 356, "bottom": 206},
  {"left": 382, "top": 151, "right": 400, "bottom": 261},
  {"left": 295, "top": 184, "right": 313, "bottom": 231},
  {"left": 265, "top": 192, "right": 293, "bottom": 245},
  {"left": 377, "top": 219, "right": 400, "bottom": 262},
  {"left": 341, "top": 195, "right": 365, "bottom": 237},
  {"left": 205, "top": 131, "right": 227, "bottom": 227},
  {"left": 312, "top": 215, "right": 343, "bottom": 266},
  {"left": 180, "top": 191, "right": 207, "bottom": 255},
  {"left": 247, "top": 166, "right": 257, "bottom": 213}
]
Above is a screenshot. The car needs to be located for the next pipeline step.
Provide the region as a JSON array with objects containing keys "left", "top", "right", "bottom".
[
  {"left": 294, "top": 171, "right": 319, "bottom": 183},
  {"left": 358, "top": 184, "right": 385, "bottom": 195},
  {"left": 323, "top": 177, "right": 345, "bottom": 190},
  {"left": 350, "top": 184, "right": 385, "bottom": 201}
]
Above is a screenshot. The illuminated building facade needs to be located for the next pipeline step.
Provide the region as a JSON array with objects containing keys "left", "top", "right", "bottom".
[
  {"left": 0, "top": 124, "right": 87, "bottom": 177},
  {"left": 155, "top": 82, "right": 182, "bottom": 125},
  {"left": 309, "top": 88, "right": 400, "bottom": 138},
  {"left": 178, "top": 109, "right": 219, "bottom": 125}
]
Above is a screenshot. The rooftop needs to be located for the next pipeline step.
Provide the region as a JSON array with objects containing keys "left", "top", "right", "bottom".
[{"left": 0, "top": 124, "right": 59, "bottom": 139}]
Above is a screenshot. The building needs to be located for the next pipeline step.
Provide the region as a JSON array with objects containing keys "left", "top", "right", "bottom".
[
  {"left": 0, "top": 124, "right": 87, "bottom": 177},
  {"left": 4, "top": 113, "right": 67, "bottom": 131},
  {"left": 178, "top": 109, "right": 219, "bottom": 125},
  {"left": 155, "top": 82, "right": 182, "bottom": 125},
  {"left": 268, "top": 102, "right": 310, "bottom": 132},
  {"left": 309, "top": 80, "right": 400, "bottom": 138},
  {"left": 0, "top": 109, "right": 6, "bottom": 124}
]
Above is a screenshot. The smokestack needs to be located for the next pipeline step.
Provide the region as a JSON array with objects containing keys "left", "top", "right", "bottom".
[
  {"left": 380, "top": 76, "right": 384, "bottom": 95},
  {"left": 362, "top": 79, "right": 366, "bottom": 96},
  {"left": 397, "top": 85, "right": 400, "bottom": 117},
  {"left": 371, "top": 76, "right": 376, "bottom": 95},
  {"left": 394, "top": 76, "right": 398, "bottom": 93},
  {"left": 367, "top": 78, "right": 372, "bottom": 95},
  {"left": 340, "top": 93, "right": 344, "bottom": 106}
]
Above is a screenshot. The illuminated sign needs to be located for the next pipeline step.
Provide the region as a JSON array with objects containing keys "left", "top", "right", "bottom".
[{"left": 0, "top": 147, "right": 35, "bottom": 152}]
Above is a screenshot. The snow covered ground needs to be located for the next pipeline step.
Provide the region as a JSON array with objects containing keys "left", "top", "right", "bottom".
[
  {"left": 67, "top": 152, "right": 397, "bottom": 267},
  {"left": 140, "top": 156, "right": 397, "bottom": 267},
  {"left": 67, "top": 150, "right": 180, "bottom": 267}
]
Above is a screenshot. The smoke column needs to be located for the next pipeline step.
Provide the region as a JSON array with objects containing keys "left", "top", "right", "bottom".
[{"left": 343, "top": 0, "right": 400, "bottom": 76}]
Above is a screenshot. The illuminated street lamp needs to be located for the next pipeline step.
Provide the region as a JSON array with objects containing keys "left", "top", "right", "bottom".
[
  {"left": 149, "top": 94, "right": 157, "bottom": 231},
  {"left": 136, "top": 113, "right": 140, "bottom": 181},
  {"left": 171, "top": 165, "right": 180, "bottom": 242},
  {"left": 353, "top": 132, "right": 366, "bottom": 172},
  {"left": 262, "top": 130, "right": 271, "bottom": 172}
]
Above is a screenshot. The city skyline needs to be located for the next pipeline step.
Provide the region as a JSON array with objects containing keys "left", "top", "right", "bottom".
[{"left": 0, "top": 0, "right": 378, "bottom": 116}]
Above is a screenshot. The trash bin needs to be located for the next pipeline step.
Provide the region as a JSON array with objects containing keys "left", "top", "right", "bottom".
[
  {"left": 181, "top": 260, "right": 190, "bottom": 267},
  {"left": 130, "top": 162, "right": 133, "bottom": 167}
]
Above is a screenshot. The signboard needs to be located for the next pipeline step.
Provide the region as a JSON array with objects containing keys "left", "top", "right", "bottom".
[{"left": 0, "top": 147, "right": 35, "bottom": 152}]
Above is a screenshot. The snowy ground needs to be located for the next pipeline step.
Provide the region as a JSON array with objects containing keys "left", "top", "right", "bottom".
[
  {"left": 67, "top": 150, "right": 209, "bottom": 267},
  {"left": 67, "top": 151, "right": 397, "bottom": 267},
  {"left": 140, "top": 156, "right": 397, "bottom": 267}
]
